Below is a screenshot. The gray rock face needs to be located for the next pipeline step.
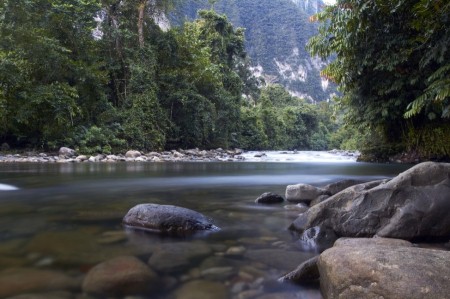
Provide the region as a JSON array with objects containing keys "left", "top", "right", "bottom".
[
  {"left": 123, "top": 204, "right": 219, "bottom": 235},
  {"left": 322, "top": 179, "right": 365, "bottom": 196},
  {"left": 285, "top": 184, "right": 328, "bottom": 203},
  {"left": 333, "top": 237, "right": 413, "bottom": 248},
  {"left": 318, "top": 245, "right": 450, "bottom": 299},
  {"left": 82, "top": 256, "right": 159, "bottom": 296},
  {"left": 279, "top": 237, "right": 413, "bottom": 286},
  {"left": 255, "top": 192, "right": 284, "bottom": 204},
  {"left": 290, "top": 162, "right": 450, "bottom": 242}
]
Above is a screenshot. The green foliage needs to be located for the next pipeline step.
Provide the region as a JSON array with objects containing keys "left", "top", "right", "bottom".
[
  {"left": 405, "top": 123, "right": 450, "bottom": 158},
  {"left": 308, "top": 0, "right": 450, "bottom": 159},
  {"left": 73, "top": 125, "right": 126, "bottom": 155},
  {"left": 238, "top": 85, "right": 336, "bottom": 150},
  {"left": 158, "top": 9, "right": 250, "bottom": 149},
  {"left": 0, "top": 0, "right": 338, "bottom": 152},
  {"left": 0, "top": 0, "right": 105, "bottom": 148}
]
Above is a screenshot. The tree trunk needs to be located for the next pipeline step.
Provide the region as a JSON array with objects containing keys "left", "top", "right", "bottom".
[{"left": 138, "top": 1, "right": 146, "bottom": 48}]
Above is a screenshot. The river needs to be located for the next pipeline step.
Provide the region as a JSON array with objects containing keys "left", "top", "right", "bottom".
[{"left": 0, "top": 152, "right": 411, "bottom": 298}]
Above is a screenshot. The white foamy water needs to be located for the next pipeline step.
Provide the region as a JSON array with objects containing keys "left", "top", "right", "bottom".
[
  {"left": 241, "top": 151, "right": 358, "bottom": 163},
  {"left": 0, "top": 183, "right": 19, "bottom": 191}
]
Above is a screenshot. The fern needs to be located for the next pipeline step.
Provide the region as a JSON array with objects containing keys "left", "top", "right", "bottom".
[{"left": 405, "top": 65, "right": 450, "bottom": 118}]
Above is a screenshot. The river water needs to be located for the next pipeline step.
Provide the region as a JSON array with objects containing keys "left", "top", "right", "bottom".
[{"left": 0, "top": 152, "right": 411, "bottom": 299}]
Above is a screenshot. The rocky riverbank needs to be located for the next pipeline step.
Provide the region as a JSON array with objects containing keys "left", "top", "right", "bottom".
[
  {"left": 0, "top": 147, "right": 360, "bottom": 163},
  {"left": 0, "top": 147, "right": 246, "bottom": 163},
  {"left": 279, "top": 161, "right": 450, "bottom": 298}
]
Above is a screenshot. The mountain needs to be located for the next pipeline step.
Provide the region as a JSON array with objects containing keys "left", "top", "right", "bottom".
[{"left": 171, "top": 0, "right": 335, "bottom": 102}]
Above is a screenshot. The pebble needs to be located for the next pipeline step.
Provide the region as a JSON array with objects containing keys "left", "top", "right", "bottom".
[{"left": 225, "top": 246, "right": 246, "bottom": 256}]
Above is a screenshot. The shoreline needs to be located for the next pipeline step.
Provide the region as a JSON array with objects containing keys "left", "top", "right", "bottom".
[{"left": 0, "top": 148, "right": 360, "bottom": 164}]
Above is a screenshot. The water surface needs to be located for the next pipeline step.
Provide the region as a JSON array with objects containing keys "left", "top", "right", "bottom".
[{"left": 0, "top": 159, "right": 411, "bottom": 298}]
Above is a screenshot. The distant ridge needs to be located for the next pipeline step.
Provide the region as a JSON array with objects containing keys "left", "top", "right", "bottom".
[{"left": 172, "top": 0, "right": 335, "bottom": 102}]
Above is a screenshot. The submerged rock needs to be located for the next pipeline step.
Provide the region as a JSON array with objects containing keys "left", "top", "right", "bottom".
[
  {"left": 318, "top": 243, "right": 450, "bottom": 299},
  {"left": 123, "top": 204, "right": 219, "bottom": 235},
  {"left": 147, "top": 241, "right": 212, "bottom": 273},
  {"left": 0, "top": 268, "right": 80, "bottom": 298},
  {"left": 82, "top": 256, "right": 159, "bottom": 296},
  {"left": 173, "top": 280, "right": 228, "bottom": 299},
  {"left": 289, "top": 162, "right": 450, "bottom": 244},
  {"left": 255, "top": 192, "right": 284, "bottom": 204}
]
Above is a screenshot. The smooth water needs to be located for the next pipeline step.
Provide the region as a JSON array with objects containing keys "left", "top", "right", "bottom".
[{"left": 0, "top": 159, "right": 411, "bottom": 299}]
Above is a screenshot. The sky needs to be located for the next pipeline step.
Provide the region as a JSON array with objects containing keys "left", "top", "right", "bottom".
[{"left": 323, "top": 0, "right": 336, "bottom": 4}]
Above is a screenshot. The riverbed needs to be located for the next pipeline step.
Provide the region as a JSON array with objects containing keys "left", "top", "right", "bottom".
[{"left": 0, "top": 154, "right": 411, "bottom": 298}]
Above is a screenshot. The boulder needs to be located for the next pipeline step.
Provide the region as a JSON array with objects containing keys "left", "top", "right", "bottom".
[
  {"left": 333, "top": 237, "right": 413, "bottom": 248},
  {"left": 82, "top": 256, "right": 159, "bottom": 296},
  {"left": 309, "top": 194, "right": 330, "bottom": 207},
  {"left": 322, "top": 179, "right": 365, "bottom": 196},
  {"left": 278, "top": 256, "right": 320, "bottom": 283},
  {"left": 280, "top": 237, "right": 412, "bottom": 285},
  {"left": 318, "top": 244, "right": 450, "bottom": 299},
  {"left": 294, "top": 226, "right": 338, "bottom": 252},
  {"left": 289, "top": 162, "right": 450, "bottom": 244},
  {"left": 123, "top": 204, "right": 219, "bottom": 235},
  {"left": 285, "top": 184, "right": 328, "bottom": 203},
  {"left": 58, "top": 147, "right": 76, "bottom": 157},
  {"left": 255, "top": 192, "right": 285, "bottom": 204},
  {"left": 125, "top": 150, "right": 141, "bottom": 158}
]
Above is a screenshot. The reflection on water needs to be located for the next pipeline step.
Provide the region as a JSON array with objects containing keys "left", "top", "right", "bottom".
[{"left": 0, "top": 161, "right": 410, "bottom": 298}]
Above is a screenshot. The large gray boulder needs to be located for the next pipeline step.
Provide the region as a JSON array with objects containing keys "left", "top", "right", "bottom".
[
  {"left": 318, "top": 242, "right": 450, "bottom": 299},
  {"left": 322, "top": 179, "right": 365, "bottom": 196},
  {"left": 285, "top": 184, "right": 328, "bottom": 203},
  {"left": 289, "top": 162, "right": 450, "bottom": 244},
  {"left": 123, "top": 204, "right": 219, "bottom": 235},
  {"left": 279, "top": 237, "right": 413, "bottom": 284}
]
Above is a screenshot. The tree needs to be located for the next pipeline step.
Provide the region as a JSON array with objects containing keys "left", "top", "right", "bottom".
[
  {"left": 307, "top": 0, "right": 450, "bottom": 159},
  {"left": 0, "top": 0, "right": 105, "bottom": 148}
]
